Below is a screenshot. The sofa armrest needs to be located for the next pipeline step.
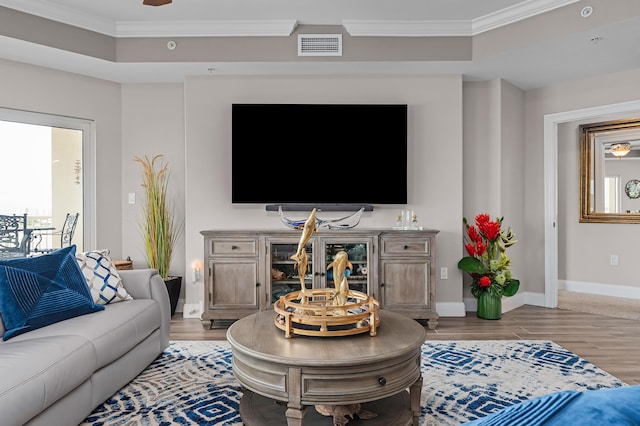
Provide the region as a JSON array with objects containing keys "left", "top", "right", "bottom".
[{"left": 118, "top": 269, "right": 170, "bottom": 349}]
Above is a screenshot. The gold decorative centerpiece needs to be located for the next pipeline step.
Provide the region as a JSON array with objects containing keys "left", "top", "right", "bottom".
[{"left": 274, "top": 209, "right": 381, "bottom": 338}]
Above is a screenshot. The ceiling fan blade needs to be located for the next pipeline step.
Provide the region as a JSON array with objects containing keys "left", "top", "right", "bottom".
[{"left": 143, "top": 0, "right": 172, "bottom": 5}]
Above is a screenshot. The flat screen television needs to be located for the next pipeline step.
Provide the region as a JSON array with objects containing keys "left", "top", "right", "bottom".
[{"left": 232, "top": 103, "right": 407, "bottom": 208}]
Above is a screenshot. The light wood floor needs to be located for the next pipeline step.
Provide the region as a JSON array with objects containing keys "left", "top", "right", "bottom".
[{"left": 169, "top": 305, "right": 640, "bottom": 386}]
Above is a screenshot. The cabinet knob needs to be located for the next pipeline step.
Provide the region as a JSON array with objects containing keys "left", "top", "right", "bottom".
[
  {"left": 380, "top": 283, "right": 385, "bottom": 287},
  {"left": 256, "top": 282, "right": 260, "bottom": 287},
  {"left": 378, "top": 377, "right": 387, "bottom": 386},
  {"left": 404, "top": 245, "right": 409, "bottom": 250},
  {"left": 231, "top": 245, "right": 238, "bottom": 250}
]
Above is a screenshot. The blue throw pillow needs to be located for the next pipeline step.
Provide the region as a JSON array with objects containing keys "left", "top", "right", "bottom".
[{"left": 0, "top": 245, "right": 104, "bottom": 340}]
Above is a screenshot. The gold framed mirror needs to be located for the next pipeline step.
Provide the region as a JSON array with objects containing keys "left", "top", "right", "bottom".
[{"left": 580, "top": 117, "right": 640, "bottom": 223}]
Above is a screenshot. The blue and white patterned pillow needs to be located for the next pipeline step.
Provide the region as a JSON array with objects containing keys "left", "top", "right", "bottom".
[
  {"left": 76, "top": 249, "right": 133, "bottom": 305},
  {"left": 0, "top": 245, "right": 104, "bottom": 340}
]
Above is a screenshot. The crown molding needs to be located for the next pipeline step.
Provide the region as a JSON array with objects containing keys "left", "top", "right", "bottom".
[
  {"left": 472, "top": 0, "right": 580, "bottom": 34},
  {"left": 115, "top": 20, "right": 298, "bottom": 37},
  {"left": 343, "top": 20, "right": 471, "bottom": 37},
  {"left": 344, "top": 0, "right": 579, "bottom": 37},
  {"left": 0, "top": 0, "right": 581, "bottom": 38}
]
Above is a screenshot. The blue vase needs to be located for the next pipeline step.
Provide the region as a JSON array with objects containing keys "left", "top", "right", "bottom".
[{"left": 477, "top": 291, "right": 501, "bottom": 320}]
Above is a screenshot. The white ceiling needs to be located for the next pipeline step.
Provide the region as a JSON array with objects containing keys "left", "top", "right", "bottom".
[
  {"left": 0, "top": 0, "right": 639, "bottom": 89},
  {"left": 0, "top": 0, "right": 555, "bottom": 32}
]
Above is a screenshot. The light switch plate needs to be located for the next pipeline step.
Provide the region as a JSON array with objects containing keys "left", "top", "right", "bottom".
[{"left": 440, "top": 267, "right": 448, "bottom": 279}]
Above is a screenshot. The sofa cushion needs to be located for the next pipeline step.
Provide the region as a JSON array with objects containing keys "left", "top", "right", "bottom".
[
  {"left": 0, "top": 335, "right": 96, "bottom": 426},
  {"left": 0, "top": 246, "right": 104, "bottom": 341},
  {"left": 9, "top": 298, "right": 160, "bottom": 369},
  {"left": 76, "top": 249, "right": 133, "bottom": 305}
]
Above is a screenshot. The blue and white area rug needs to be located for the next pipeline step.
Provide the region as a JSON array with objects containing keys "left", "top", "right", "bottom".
[{"left": 82, "top": 340, "right": 625, "bottom": 426}]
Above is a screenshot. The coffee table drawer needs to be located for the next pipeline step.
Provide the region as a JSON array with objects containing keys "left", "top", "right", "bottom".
[{"left": 300, "top": 355, "right": 421, "bottom": 404}]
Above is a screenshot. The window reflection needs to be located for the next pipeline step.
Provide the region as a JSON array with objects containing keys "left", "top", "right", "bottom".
[{"left": 580, "top": 118, "right": 640, "bottom": 223}]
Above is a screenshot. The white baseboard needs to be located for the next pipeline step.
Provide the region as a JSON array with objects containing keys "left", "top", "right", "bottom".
[
  {"left": 178, "top": 293, "right": 556, "bottom": 319},
  {"left": 181, "top": 301, "right": 204, "bottom": 318},
  {"left": 461, "top": 291, "right": 546, "bottom": 315},
  {"left": 435, "top": 302, "right": 466, "bottom": 317},
  {"left": 559, "top": 280, "right": 640, "bottom": 300}
]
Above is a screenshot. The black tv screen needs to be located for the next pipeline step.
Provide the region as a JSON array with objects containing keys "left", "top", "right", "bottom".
[{"left": 232, "top": 103, "right": 407, "bottom": 206}]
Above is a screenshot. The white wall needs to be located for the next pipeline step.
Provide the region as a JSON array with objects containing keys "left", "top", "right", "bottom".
[
  {"left": 115, "top": 67, "right": 640, "bottom": 312},
  {"left": 4, "top": 54, "right": 640, "bottom": 315},
  {"left": 121, "top": 84, "right": 186, "bottom": 281},
  {"left": 557, "top": 113, "right": 640, "bottom": 290},
  {"left": 499, "top": 81, "right": 526, "bottom": 300},
  {"left": 526, "top": 68, "right": 640, "bottom": 298},
  {"left": 462, "top": 80, "right": 526, "bottom": 308},
  {"left": 182, "top": 75, "right": 465, "bottom": 315},
  {"left": 0, "top": 58, "right": 122, "bottom": 253}
]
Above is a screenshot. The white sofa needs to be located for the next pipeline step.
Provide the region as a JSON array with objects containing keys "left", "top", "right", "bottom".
[{"left": 0, "top": 268, "right": 170, "bottom": 426}]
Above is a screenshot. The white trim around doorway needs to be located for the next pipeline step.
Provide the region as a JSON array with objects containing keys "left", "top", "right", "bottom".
[{"left": 543, "top": 100, "right": 640, "bottom": 308}]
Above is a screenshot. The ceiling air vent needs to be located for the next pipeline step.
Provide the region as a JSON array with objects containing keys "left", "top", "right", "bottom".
[{"left": 298, "top": 34, "right": 342, "bottom": 57}]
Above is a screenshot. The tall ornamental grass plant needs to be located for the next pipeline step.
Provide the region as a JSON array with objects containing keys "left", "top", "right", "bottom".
[{"left": 134, "top": 154, "right": 182, "bottom": 279}]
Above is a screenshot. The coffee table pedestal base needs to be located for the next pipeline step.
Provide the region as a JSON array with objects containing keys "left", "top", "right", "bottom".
[{"left": 240, "top": 389, "right": 412, "bottom": 426}]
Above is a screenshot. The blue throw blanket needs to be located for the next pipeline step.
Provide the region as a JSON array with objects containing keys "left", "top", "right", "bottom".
[{"left": 462, "top": 385, "right": 640, "bottom": 425}]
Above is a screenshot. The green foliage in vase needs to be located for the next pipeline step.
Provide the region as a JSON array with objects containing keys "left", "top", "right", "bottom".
[
  {"left": 134, "top": 154, "right": 183, "bottom": 279},
  {"left": 457, "top": 213, "right": 520, "bottom": 299}
]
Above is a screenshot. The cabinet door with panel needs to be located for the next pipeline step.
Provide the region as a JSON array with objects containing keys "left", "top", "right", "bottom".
[
  {"left": 266, "top": 234, "right": 375, "bottom": 307},
  {"left": 379, "top": 231, "right": 438, "bottom": 329},
  {"left": 202, "top": 234, "right": 263, "bottom": 325},
  {"left": 267, "top": 237, "right": 315, "bottom": 309},
  {"left": 320, "top": 236, "right": 375, "bottom": 298}
]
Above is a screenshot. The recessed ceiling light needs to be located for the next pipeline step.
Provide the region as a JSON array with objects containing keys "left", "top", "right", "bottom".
[{"left": 581, "top": 6, "right": 593, "bottom": 18}]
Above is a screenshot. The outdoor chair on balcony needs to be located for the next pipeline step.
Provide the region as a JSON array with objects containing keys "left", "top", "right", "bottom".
[
  {"left": 0, "top": 213, "right": 31, "bottom": 258},
  {"left": 31, "top": 212, "right": 79, "bottom": 254}
]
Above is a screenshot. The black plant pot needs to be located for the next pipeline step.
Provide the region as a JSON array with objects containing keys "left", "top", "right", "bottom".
[{"left": 164, "top": 276, "right": 182, "bottom": 317}]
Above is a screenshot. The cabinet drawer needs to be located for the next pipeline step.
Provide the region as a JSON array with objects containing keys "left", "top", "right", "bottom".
[
  {"left": 381, "top": 238, "right": 430, "bottom": 256},
  {"left": 209, "top": 239, "right": 257, "bottom": 256}
]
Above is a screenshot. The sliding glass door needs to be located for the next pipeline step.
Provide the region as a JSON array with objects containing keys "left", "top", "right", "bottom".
[{"left": 0, "top": 108, "right": 95, "bottom": 252}]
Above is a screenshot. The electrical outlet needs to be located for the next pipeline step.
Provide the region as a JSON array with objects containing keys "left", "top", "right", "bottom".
[
  {"left": 128, "top": 193, "right": 136, "bottom": 204},
  {"left": 440, "top": 267, "right": 448, "bottom": 279},
  {"left": 610, "top": 255, "right": 619, "bottom": 266}
]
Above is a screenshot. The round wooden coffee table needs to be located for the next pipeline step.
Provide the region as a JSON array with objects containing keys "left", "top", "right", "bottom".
[{"left": 227, "top": 310, "right": 426, "bottom": 426}]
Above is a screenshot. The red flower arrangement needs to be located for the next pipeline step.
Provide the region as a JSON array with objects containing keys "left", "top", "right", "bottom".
[{"left": 458, "top": 213, "right": 520, "bottom": 298}]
